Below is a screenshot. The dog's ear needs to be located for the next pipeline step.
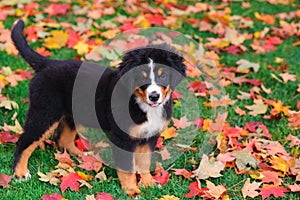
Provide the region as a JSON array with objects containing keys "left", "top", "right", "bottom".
[{"left": 169, "top": 57, "right": 186, "bottom": 90}]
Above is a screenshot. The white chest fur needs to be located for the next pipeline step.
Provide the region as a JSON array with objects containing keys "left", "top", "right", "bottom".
[
  {"left": 130, "top": 100, "right": 167, "bottom": 139},
  {"left": 140, "top": 106, "right": 165, "bottom": 138}
]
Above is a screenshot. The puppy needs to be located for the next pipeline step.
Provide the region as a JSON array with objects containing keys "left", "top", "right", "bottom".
[{"left": 11, "top": 20, "right": 186, "bottom": 197}]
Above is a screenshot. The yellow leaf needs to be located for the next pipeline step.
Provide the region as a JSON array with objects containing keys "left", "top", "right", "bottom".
[
  {"left": 202, "top": 119, "right": 212, "bottom": 132},
  {"left": 44, "top": 30, "right": 68, "bottom": 49},
  {"left": 270, "top": 156, "right": 289, "bottom": 173},
  {"left": 159, "top": 195, "right": 180, "bottom": 200},
  {"left": 250, "top": 170, "right": 264, "bottom": 180},
  {"left": 73, "top": 41, "right": 89, "bottom": 55},
  {"left": 101, "top": 29, "right": 119, "bottom": 39},
  {"left": 77, "top": 171, "right": 93, "bottom": 181},
  {"left": 214, "top": 41, "right": 230, "bottom": 48},
  {"left": 161, "top": 127, "right": 178, "bottom": 139},
  {"left": 133, "top": 16, "right": 151, "bottom": 28},
  {"left": 163, "top": 0, "right": 178, "bottom": 3}
]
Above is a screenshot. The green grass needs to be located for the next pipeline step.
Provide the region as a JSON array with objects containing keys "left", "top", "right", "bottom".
[{"left": 1, "top": 0, "right": 300, "bottom": 199}]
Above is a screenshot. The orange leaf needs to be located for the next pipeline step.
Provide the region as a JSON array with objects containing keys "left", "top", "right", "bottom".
[{"left": 160, "top": 127, "right": 178, "bottom": 139}]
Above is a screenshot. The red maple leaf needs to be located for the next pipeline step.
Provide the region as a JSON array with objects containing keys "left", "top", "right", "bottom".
[
  {"left": 0, "top": 174, "right": 12, "bottom": 188},
  {"left": 153, "top": 170, "right": 170, "bottom": 186},
  {"left": 96, "top": 192, "right": 114, "bottom": 200},
  {"left": 193, "top": 118, "right": 204, "bottom": 130},
  {"left": 155, "top": 137, "right": 164, "bottom": 149},
  {"left": 187, "top": 80, "right": 206, "bottom": 93},
  {"left": 44, "top": 4, "right": 70, "bottom": 16},
  {"left": 60, "top": 172, "right": 82, "bottom": 192},
  {"left": 74, "top": 137, "right": 91, "bottom": 151},
  {"left": 145, "top": 13, "right": 164, "bottom": 26},
  {"left": 0, "top": 131, "right": 18, "bottom": 144},
  {"left": 171, "top": 90, "right": 183, "bottom": 99},
  {"left": 41, "top": 193, "right": 63, "bottom": 200},
  {"left": 259, "top": 184, "right": 289, "bottom": 199},
  {"left": 184, "top": 181, "right": 208, "bottom": 198}
]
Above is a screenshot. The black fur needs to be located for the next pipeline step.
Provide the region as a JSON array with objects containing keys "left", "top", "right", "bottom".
[{"left": 11, "top": 20, "right": 186, "bottom": 179}]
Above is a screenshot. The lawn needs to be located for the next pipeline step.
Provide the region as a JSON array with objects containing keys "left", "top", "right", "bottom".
[{"left": 0, "top": 0, "right": 300, "bottom": 199}]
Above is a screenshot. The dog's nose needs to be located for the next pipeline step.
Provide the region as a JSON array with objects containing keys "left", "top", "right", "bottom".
[{"left": 149, "top": 92, "right": 160, "bottom": 102}]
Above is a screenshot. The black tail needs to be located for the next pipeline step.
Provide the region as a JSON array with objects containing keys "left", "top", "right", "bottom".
[{"left": 11, "top": 20, "right": 50, "bottom": 72}]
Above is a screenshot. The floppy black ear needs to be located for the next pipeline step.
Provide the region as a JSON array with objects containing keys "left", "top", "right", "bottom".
[{"left": 169, "top": 56, "right": 186, "bottom": 90}]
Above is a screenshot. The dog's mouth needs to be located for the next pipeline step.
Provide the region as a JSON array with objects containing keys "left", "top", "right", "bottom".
[{"left": 148, "top": 102, "right": 160, "bottom": 107}]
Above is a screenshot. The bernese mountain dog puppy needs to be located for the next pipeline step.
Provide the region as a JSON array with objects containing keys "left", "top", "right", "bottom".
[{"left": 11, "top": 20, "right": 186, "bottom": 197}]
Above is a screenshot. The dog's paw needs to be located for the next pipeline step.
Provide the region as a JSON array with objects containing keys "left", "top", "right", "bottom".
[
  {"left": 125, "top": 187, "right": 141, "bottom": 198},
  {"left": 15, "top": 172, "right": 31, "bottom": 182},
  {"left": 139, "top": 173, "right": 156, "bottom": 188}
]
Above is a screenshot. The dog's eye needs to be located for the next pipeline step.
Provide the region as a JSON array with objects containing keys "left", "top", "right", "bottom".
[{"left": 160, "top": 72, "right": 167, "bottom": 80}]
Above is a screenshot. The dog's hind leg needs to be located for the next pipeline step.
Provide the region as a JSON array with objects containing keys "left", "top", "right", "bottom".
[
  {"left": 54, "top": 115, "right": 82, "bottom": 156},
  {"left": 12, "top": 108, "right": 61, "bottom": 179}
]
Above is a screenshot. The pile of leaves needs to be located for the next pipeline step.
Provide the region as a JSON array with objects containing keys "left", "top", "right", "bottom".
[{"left": 0, "top": 0, "right": 300, "bottom": 199}]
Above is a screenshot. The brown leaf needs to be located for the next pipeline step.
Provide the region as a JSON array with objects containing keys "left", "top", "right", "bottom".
[{"left": 245, "top": 99, "right": 268, "bottom": 116}]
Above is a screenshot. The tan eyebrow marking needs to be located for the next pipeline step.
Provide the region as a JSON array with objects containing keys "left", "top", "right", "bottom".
[
  {"left": 142, "top": 71, "right": 147, "bottom": 78},
  {"left": 157, "top": 68, "right": 163, "bottom": 76}
]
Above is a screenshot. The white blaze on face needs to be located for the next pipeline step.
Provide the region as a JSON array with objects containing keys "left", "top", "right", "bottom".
[{"left": 147, "top": 58, "right": 162, "bottom": 106}]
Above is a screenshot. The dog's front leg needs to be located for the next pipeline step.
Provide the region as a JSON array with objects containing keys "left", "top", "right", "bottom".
[
  {"left": 117, "top": 170, "right": 141, "bottom": 198},
  {"left": 135, "top": 144, "right": 156, "bottom": 188},
  {"left": 111, "top": 143, "right": 141, "bottom": 197}
]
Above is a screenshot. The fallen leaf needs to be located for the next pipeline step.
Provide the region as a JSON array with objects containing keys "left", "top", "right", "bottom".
[
  {"left": 44, "top": 30, "right": 68, "bottom": 49},
  {"left": 279, "top": 72, "right": 297, "bottom": 83},
  {"left": 172, "top": 116, "right": 192, "bottom": 129},
  {"left": 0, "top": 174, "right": 12, "bottom": 188},
  {"left": 54, "top": 150, "right": 75, "bottom": 168},
  {"left": 78, "top": 155, "right": 102, "bottom": 173},
  {"left": 95, "top": 192, "right": 114, "bottom": 200},
  {"left": 232, "top": 150, "right": 258, "bottom": 171},
  {"left": 245, "top": 99, "right": 268, "bottom": 116},
  {"left": 41, "top": 193, "right": 64, "bottom": 200},
  {"left": 286, "top": 134, "right": 300, "bottom": 148},
  {"left": 172, "top": 168, "right": 192, "bottom": 179},
  {"left": 205, "top": 180, "right": 227, "bottom": 199},
  {"left": 0, "top": 131, "right": 18, "bottom": 144},
  {"left": 38, "top": 170, "right": 60, "bottom": 186},
  {"left": 158, "top": 195, "right": 180, "bottom": 200},
  {"left": 259, "top": 184, "right": 289, "bottom": 199},
  {"left": 286, "top": 184, "right": 300, "bottom": 192},
  {"left": 236, "top": 59, "right": 260, "bottom": 72},
  {"left": 158, "top": 147, "right": 171, "bottom": 161},
  {"left": 261, "top": 171, "right": 282, "bottom": 185},
  {"left": 153, "top": 170, "right": 170, "bottom": 186},
  {"left": 160, "top": 127, "right": 178, "bottom": 140},
  {"left": 242, "top": 178, "right": 261, "bottom": 198},
  {"left": 60, "top": 172, "right": 82, "bottom": 192},
  {"left": 192, "top": 155, "right": 225, "bottom": 179},
  {"left": 184, "top": 181, "right": 207, "bottom": 198}
]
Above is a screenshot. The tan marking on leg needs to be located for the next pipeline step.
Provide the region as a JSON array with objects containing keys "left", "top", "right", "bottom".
[
  {"left": 58, "top": 122, "right": 82, "bottom": 156},
  {"left": 117, "top": 170, "right": 141, "bottom": 198},
  {"left": 135, "top": 144, "right": 155, "bottom": 188},
  {"left": 14, "top": 122, "right": 59, "bottom": 178}
]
